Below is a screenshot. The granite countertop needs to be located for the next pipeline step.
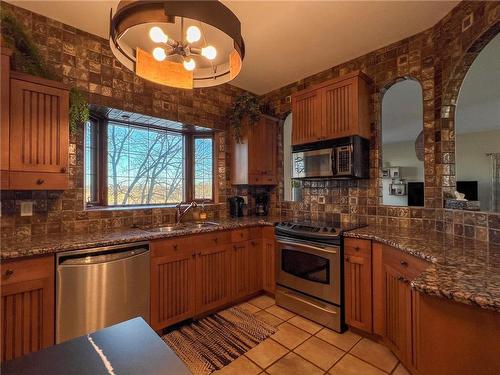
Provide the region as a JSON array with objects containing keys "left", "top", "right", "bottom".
[
  {"left": 344, "top": 226, "right": 500, "bottom": 312},
  {"left": 0, "top": 217, "right": 280, "bottom": 260}
]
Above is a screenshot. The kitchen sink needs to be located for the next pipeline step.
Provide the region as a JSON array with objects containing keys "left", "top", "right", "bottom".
[
  {"left": 186, "top": 221, "right": 220, "bottom": 229},
  {"left": 145, "top": 221, "right": 219, "bottom": 232}
]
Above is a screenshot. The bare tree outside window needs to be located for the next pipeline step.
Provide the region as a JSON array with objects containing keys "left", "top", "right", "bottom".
[
  {"left": 107, "top": 122, "right": 185, "bottom": 205},
  {"left": 194, "top": 137, "right": 213, "bottom": 200}
]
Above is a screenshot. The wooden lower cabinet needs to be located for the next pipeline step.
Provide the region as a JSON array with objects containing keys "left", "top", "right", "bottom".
[
  {"left": 151, "top": 227, "right": 276, "bottom": 331},
  {"left": 382, "top": 261, "right": 410, "bottom": 362},
  {"left": 262, "top": 229, "right": 276, "bottom": 294},
  {"left": 1, "top": 256, "right": 55, "bottom": 362},
  {"left": 196, "top": 244, "right": 231, "bottom": 314},
  {"left": 344, "top": 238, "right": 372, "bottom": 332},
  {"left": 150, "top": 247, "right": 196, "bottom": 330}
]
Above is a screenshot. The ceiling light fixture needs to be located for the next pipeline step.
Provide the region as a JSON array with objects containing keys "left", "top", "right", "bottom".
[{"left": 109, "top": 0, "right": 245, "bottom": 89}]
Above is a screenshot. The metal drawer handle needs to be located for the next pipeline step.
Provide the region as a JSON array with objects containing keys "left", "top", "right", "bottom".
[
  {"left": 36, "top": 179, "right": 45, "bottom": 185},
  {"left": 400, "top": 260, "right": 408, "bottom": 267},
  {"left": 4, "top": 269, "right": 14, "bottom": 277}
]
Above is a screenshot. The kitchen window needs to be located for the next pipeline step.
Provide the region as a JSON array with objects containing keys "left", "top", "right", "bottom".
[{"left": 84, "top": 109, "right": 215, "bottom": 208}]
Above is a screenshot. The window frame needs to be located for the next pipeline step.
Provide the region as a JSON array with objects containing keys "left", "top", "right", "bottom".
[{"left": 84, "top": 115, "right": 215, "bottom": 208}]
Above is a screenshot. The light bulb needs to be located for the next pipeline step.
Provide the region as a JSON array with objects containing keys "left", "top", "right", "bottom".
[
  {"left": 149, "top": 26, "right": 168, "bottom": 44},
  {"left": 183, "top": 58, "right": 196, "bottom": 71},
  {"left": 186, "top": 25, "right": 201, "bottom": 43},
  {"left": 201, "top": 45, "right": 217, "bottom": 60},
  {"left": 152, "top": 47, "right": 166, "bottom": 61}
]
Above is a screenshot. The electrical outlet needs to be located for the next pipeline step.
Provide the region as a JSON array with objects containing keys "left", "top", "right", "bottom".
[
  {"left": 20, "top": 201, "right": 33, "bottom": 217},
  {"left": 285, "top": 95, "right": 291, "bottom": 103}
]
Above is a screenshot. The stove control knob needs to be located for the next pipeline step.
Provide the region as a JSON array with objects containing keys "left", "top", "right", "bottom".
[{"left": 322, "top": 227, "right": 329, "bottom": 232}]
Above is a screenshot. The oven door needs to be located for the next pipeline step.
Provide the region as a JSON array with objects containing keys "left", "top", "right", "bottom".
[
  {"left": 276, "top": 238, "right": 340, "bottom": 305},
  {"left": 292, "top": 148, "right": 333, "bottom": 178}
]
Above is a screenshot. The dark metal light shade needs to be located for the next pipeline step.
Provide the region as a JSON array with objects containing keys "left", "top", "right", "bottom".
[{"left": 109, "top": 0, "right": 245, "bottom": 89}]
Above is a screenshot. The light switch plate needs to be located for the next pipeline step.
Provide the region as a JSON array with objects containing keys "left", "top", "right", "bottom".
[{"left": 20, "top": 201, "right": 33, "bottom": 216}]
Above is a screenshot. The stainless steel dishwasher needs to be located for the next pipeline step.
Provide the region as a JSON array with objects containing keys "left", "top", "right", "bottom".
[{"left": 56, "top": 242, "right": 150, "bottom": 343}]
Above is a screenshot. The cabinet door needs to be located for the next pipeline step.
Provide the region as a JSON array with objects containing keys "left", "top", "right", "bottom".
[
  {"left": 1, "top": 49, "right": 11, "bottom": 188},
  {"left": 382, "top": 262, "right": 409, "bottom": 362},
  {"left": 248, "top": 117, "right": 277, "bottom": 182},
  {"left": 321, "top": 78, "right": 357, "bottom": 139},
  {"left": 248, "top": 239, "right": 263, "bottom": 294},
  {"left": 262, "top": 238, "right": 276, "bottom": 294},
  {"left": 9, "top": 76, "right": 69, "bottom": 189},
  {"left": 230, "top": 242, "right": 250, "bottom": 299},
  {"left": 151, "top": 249, "right": 196, "bottom": 330},
  {"left": 1, "top": 256, "right": 54, "bottom": 362},
  {"left": 291, "top": 90, "right": 322, "bottom": 145},
  {"left": 344, "top": 252, "right": 372, "bottom": 332},
  {"left": 196, "top": 244, "right": 231, "bottom": 314}
]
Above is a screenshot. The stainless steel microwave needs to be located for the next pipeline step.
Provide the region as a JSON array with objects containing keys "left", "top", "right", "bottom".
[{"left": 292, "top": 136, "right": 369, "bottom": 179}]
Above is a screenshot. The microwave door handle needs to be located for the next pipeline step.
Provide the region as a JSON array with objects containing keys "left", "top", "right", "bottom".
[{"left": 331, "top": 149, "right": 337, "bottom": 176}]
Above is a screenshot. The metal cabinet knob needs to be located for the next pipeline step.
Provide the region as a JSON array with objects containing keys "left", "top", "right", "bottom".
[
  {"left": 173, "top": 244, "right": 178, "bottom": 251},
  {"left": 400, "top": 260, "right": 408, "bottom": 267},
  {"left": 36, "top": 179, "right": 45, "bottom": 185},
  {"left": 4, "top": 269, "right": 14, "bottom": 277},
  {"left": 354, "top": 246, "right": 360, "bottom": 251},
  {"left": 60, "top": 167, "right": 67, "bottom": 173}
]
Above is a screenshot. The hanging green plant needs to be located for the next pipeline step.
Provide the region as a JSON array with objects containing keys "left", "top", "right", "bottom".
[
  {"left": 69, "top": 88, "right": 89, "bottom": 134},
  {"left": 0, "top": 8, "right": 54, "bottom": 79},
  {"left": 229, "top": 93, "right": 261, "bottom": 143}
]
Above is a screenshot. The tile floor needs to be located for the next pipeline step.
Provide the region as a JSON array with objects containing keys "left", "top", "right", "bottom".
[{"left": 214, "top": 295, "right": 410, "bottom": 375}]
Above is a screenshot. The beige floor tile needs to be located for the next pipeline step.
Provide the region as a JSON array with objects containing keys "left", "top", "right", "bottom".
[
  {"left": 288, "top": 315, "right": 322, "bottom": 334},
  {"left": 265, "top": 305, "right": 295, "bottom": 320},
  {"left": 238, "top": 302, "right": 261, "bottom": 314},
  {"left": 393, "top": 363, "right": 411, "bottom": 375},
  {"left": 294, "top": 336, "right": 345, "bottom": 370},
  {"left": 350, "top": 338, "right": 398, "bottom": 373},
  {"left": 214, "top": 355, "right": 262, "bottom": 375},
  {"left": 248, "top": 295, "right": 276, "bottom": 309},
  {"left": 255, "top": 310, "right": 284, "bottom": 327},
  {"left": 315, "top": 328, "right": 361, "bottom": 351},
  {"left": 267, "top": 352, "right": 323, "bottom": 375},
  {"left": 271, "top": 322, "right": 311, "bottom": 349},
  {"left": 245, "top": 339, "right": 288, "bottom": 369},
  {"left": 329, "top": 354, "right": 387, "bottom": 375}
]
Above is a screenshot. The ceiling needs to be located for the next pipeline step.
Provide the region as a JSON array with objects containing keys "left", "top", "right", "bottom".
[{"left": 7, "top": 0, "right": 458, "bottom": 95}]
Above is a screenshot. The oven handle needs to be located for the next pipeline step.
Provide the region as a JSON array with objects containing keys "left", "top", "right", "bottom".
[
  {"left": 279, "top": 288, "right": 338, "bottom": 314},
  {"left": 276, "top": 239, "right": 338, "bottom": 254}
]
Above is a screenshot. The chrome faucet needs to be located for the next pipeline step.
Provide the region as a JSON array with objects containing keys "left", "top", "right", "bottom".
[{"left": 175, "top": 201, "right": 198, "bottom": 224}]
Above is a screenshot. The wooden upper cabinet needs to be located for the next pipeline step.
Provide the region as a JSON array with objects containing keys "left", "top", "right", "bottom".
[
  {"left": 291, "top": 90, "right": 322, "bottom": 145},
  {"left": 1, "top": 47, "right": 12, "bottom": 189},
  {"left": 8, "top": 72, "right": 69, "bottom": 190},
  {"left": 292, "top": 71, "right": 372, "bottom": 145},
  {"left": 1, "top": 255, "right": 55, "bottom": 362},
  {"left": 232, "top": 115, "right": 279, "bottom": 186}
]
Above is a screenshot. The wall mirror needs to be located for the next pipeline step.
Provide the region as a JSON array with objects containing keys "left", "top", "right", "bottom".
[
  {"left": 455, "top": 33, "right": 500, "bottom": 212},
  {"left": 282, "top": 113, "right": 300, "bottom": 202},
  {"left": 381, "top": 79, "right": 424, "bottom": 207}
]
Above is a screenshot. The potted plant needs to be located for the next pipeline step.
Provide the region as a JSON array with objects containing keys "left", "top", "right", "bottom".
[{"left": 229, "top": 93, "right": 261, "bottom": 143}]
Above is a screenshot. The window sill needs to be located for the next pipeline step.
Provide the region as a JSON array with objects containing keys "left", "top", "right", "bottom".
[{"left": 85, "top": 203, "right": 218, "bottom": 212}]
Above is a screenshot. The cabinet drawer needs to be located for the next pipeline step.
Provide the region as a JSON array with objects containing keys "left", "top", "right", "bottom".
[
  {"left": 231, "top": 229, "right": 249, "bottom": 243},
  {"left": 151, "top": 237, "right": 194, "bottom": 258},
  {"left": 195, "top": 231, "right": 231, "bottom": 248},
  {"left": 382, "top": 245, "right": 430, "bottom": 279},
  {"left": 249, "top": 174, "right": 276, "bottom": 185},
  {"left": 8, "top": 171, "right": 68, "bottom": 190},
  {"left": 1, "top": 255, "right": 54, "bottom": 286},
  {"left": 344, "top": 238, "right": 371, "bottom": 257}
]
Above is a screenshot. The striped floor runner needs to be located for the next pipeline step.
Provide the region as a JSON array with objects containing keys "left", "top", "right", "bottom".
[{"left": 162, "top": 307, "right": 277, "bottom": 375}]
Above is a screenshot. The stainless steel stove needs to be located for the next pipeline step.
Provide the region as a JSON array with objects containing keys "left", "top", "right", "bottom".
[{"left": 274, "top": 221, "right": 361, "bottom": 332}]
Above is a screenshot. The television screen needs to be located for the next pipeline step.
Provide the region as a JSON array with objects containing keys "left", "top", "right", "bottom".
[
  {"left": 408, "top": 182, "right": 424, "bottom": 207},
  {"left": 457, "top": 181, "right": 478, "bottom": 201}
]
